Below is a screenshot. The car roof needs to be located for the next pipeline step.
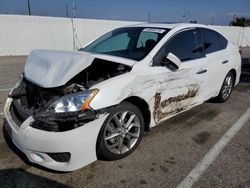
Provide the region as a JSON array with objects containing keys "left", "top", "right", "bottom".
[{"left": 128, "top": 23, "right": 211, "bottom": 30}]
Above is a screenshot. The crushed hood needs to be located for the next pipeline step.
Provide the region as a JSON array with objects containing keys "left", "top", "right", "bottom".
[{"left": 24, "top": 49, "right": 136, "bottom": 88}]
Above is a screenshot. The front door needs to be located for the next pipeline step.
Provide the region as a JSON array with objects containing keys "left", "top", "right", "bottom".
[{"left": 152, "top": 28, "right": 208, "bottom": 124}]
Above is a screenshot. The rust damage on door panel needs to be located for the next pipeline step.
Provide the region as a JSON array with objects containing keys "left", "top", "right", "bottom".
[{"left": 153, "top": 86, "right": 199, "bottom": 123}]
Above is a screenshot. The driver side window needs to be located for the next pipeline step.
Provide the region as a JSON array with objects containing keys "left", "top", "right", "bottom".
[{"left": 153, "top": 29, "right": 204, "bottom": 66}]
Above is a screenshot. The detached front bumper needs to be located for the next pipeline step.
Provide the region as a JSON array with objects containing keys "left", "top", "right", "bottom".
[{"left": 3, "top": 97, "right": 108, "bottom": 171}]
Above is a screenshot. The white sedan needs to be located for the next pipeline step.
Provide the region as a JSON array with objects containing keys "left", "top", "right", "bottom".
[{"left": 3, "top": 23, "right": 241, "bottom": 171}]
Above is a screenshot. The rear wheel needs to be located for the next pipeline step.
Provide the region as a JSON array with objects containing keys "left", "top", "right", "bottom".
[
  {"left": 216, "top": 72, "right": 234, "bottom": 102},
  {"left": 97, "top": 102, "right": 144, "bottom": 160}
]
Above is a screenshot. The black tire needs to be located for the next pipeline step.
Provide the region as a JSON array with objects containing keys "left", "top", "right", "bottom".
[
  {"left": 97, "top": 102, "right": 144, "bottom": 161},
  {"left": 215, "top": 71, "right": 234, "bottom": 102}
]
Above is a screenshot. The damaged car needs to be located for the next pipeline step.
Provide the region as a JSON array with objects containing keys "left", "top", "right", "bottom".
[{"left": 3, "top": 23, "right": 241, "bottom": 171}]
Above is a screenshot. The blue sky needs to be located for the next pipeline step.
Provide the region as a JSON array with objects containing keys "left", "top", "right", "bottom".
[{"left": 0, "top": 0, "right": 250, "bottom": 25}]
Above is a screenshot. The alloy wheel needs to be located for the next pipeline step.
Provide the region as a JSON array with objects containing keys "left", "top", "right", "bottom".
[
  {"left": 222, "top": 74, "right": 233, "bottom": 100},
  {"left": 104, "top": 110, "right": 141, "bottom": 155}
]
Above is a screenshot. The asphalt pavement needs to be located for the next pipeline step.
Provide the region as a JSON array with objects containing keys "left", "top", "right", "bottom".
[{"left": 0, "top": 51, "right": 249, "bottom": 188}]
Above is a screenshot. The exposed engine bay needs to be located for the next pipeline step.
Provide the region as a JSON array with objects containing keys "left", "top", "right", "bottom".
[
  {"left": 11, "top": 58, "right": 131, "bottom": 111},
  {"left": 9, "top": 58, "right": 131, "bottom": 131}
]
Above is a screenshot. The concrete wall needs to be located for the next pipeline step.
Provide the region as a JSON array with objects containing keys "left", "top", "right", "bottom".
[
  {"left": 0, "top": 14, "right": 249, "bottom": 56},
  {"left": 0, "top": 15, "right": 137, "bottom": 56},
  {"left": 0, "top": 15, "right": 73, "bottom": 55},
  {"left": 241, "top": 27, "right": 250, "bottom": 47}
]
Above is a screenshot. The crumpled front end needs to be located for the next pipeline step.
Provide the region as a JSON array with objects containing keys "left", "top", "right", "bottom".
[
  {"left": 24, "top": 49, "right": 134, "bottom": 88},
  {"left": 4, "top": 90, "right": 108, "bottom": 171},
  {"left": 3, "top": 49, "right": 134, "bottom": 171}
]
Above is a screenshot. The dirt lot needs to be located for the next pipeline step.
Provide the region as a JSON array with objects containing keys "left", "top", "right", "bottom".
[{"left": 0, "top": 51, "right": 250, "bottom": 188}]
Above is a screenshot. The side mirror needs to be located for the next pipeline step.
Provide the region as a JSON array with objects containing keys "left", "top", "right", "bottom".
[{"left": 162, "top": 53, "right": 181, "bottom": 71}]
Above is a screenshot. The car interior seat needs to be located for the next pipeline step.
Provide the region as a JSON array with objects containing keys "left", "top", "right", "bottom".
[{"left": 145, "top": 39, "right": 157, "bottom": 53}]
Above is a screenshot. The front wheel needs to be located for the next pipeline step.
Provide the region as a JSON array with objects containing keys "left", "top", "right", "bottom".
[
  {"left": 216, "top": 72, "right": 234, "bottom": 102},
  {"left": 97, "top": 102, "right": 144, "bottom": 160}
]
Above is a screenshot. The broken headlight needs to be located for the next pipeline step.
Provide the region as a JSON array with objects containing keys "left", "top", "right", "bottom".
[{"left": 49, "top": 89, "right": 98, "bottom": 113}]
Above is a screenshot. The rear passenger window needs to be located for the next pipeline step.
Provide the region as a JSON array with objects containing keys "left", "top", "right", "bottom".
[
  {"left": 219, "top": 33, "right": 228, "bottom": 49},
  {"left": 201, "top": 29, "right": 221, "bottom": 54}
]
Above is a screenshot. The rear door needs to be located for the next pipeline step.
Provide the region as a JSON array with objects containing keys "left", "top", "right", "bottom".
[
  {"left": 152, "top": 28, "right": 209, "bottom": 123},
  {"left": 200, "top": 28, "right": 229, "bottom": 98}
]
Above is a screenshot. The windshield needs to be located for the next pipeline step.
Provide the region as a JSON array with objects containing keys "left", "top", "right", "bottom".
[{"left": 81, "top": 27, "right": 169, "bottom": 61}]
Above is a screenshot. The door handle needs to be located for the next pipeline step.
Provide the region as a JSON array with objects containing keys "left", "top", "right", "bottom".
[
  {"left": 196, "top": 69, "right": 207, "bottom": 74},
  {"left": 222, "top": 60, "right": 228, "bottom": 64}
]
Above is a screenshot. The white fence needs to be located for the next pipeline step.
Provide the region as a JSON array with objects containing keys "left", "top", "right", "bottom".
[
  {"left": 0, "top": 15, "right": 249, "bottom": 56},
  {"left": 0, "top": 15, "right": 137, "bottom": 56}
]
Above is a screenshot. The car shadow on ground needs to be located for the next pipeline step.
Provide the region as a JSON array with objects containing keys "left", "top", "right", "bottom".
[{"left": 0, "top": 168, "right": 69, "bottom": 188}]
